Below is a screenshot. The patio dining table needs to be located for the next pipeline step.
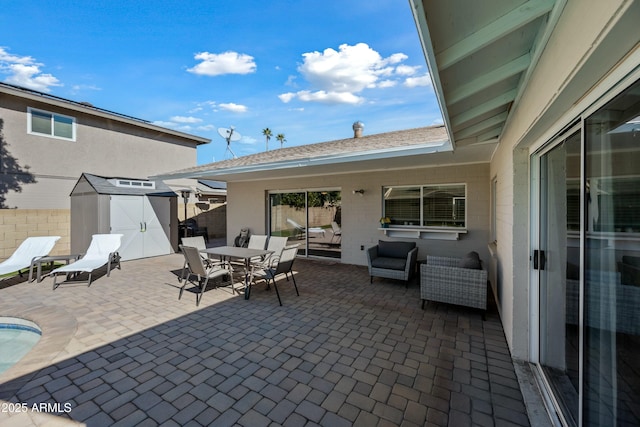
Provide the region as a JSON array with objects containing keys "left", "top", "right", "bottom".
[{"left": 201, "top": 246, "right": 272, "bottom": 300}]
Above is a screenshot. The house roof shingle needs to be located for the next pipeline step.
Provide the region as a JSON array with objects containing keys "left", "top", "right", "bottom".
[{"left": 160, "top": 125, "right": 449, "bottom": 180}]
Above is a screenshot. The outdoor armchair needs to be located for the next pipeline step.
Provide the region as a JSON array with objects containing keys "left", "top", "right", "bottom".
[
  {"left": 420, "top": 252, "right": 488, "bottom": 315},
  {"left": 49, "top": 234, "right": 122, "bottom": 289},
  {"left": 0, "top": 236, "right": 60, "bottom": 281},
  {"left": 366, "top": 240, "right": 418, "bottom": 287}
]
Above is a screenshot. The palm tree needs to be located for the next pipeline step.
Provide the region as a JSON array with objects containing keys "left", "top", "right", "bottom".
[
  {"left": 276, "top": 133, "right": 286, "bottom": 149},
  {"left": 262, "top": 128, "right": 272, "bottom": 151}
]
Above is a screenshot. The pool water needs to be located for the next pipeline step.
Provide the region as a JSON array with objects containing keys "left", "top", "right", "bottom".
[{"left": 0, "top": 317, "right": 42, "bottom": 375}]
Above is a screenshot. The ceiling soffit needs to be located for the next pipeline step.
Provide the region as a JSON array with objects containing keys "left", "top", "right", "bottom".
[{"left": 412, "top": 0, "right": 563, "bottom": 149}]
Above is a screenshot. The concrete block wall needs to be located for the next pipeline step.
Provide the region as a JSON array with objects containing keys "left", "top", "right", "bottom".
[{"left": 0, "top": 209, "right": 70, "bottom": 260}]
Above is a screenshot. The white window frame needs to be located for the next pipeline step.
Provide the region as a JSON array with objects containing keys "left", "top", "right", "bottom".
[
  {"left": 382, "top": 183, "right": 467, "bottom": 229},
  {"left": 27, "top": 107, "right": 76, "bottom": 141}
]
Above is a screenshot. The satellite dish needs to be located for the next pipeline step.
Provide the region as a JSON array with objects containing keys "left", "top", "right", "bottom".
[{"left": 217, "top": 126, "right": 241, "bottom": 159}]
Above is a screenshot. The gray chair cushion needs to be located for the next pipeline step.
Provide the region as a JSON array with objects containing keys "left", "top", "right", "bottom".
[
  {"left": 371, "top": 257, "right": 407, "bottom": 271},
  {"left": 377, "top": 240, "right": 416, "bottom": 259},
  {"left": 458, "top": 251, "right": 481, "bottom": 269}
]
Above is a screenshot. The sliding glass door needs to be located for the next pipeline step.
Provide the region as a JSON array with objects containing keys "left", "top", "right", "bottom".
[
  {"left": 537, "top": 129, "right": 581, "bottom": 426},
  {"left": 269, "top": 190, "right": 341, "bottom": 258},
  {"left": 534, "top": 78, "right": 640, "bottom": 426}
]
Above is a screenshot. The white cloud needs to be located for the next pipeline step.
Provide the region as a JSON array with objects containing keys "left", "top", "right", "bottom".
[
  {"left": 278, "top": 92, "right": 296, "bottom": 103},
  {"left": 187, "top": 51, "right": 256, "bottom": 76},
  {"left": 281, "top": 43, "right": 412, "bottom": 105},
  {"left": 0, "top": 47, "right": 34, "bottom": 64},
  {"left": 0, "top": 47, "right": 62, "bottom": 92},
  {"left": 404, "top": 73, "right": 432, "bottom": 88},
  {"left": 296, "top": 90, "right": 364, "bottom": 105},
  {"left": 197, "top": 124, "right": 216, "bottom": 131},
  {"left": 395, "top": 64, "right": 419, "bottom": 76},
  {"left": 170, "top": 116, "right": 202, "bottom": 124},
  {"left": 219, "top": 102, "right": 247, "bottom": 113},
  {"left": 71, "top": 84, "right": 101, "bottom": 93},
  {"left": 378, "top": 80, "right": 397, "bottom": 88}
]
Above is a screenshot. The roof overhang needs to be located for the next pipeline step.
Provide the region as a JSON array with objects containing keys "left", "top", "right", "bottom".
[
  {"left": 409, "top": 0, "right": 565, "bottom": 152},
  {"left": 153, "top": 140, "right": 494, "bottom": 183}
]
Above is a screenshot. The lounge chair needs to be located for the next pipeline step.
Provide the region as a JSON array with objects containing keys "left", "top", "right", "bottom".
[
  {"left": 0, "top": 236, "right": 60, "bottom": 281},
  {"left": 50, "top": 234, "right": 122, "bottom": 289},
  {"left": 286, "top": 218, "right": 324, "bottom": 238},
  {"left": 331, "top": 221, "right": 342, "bottom": 244}
]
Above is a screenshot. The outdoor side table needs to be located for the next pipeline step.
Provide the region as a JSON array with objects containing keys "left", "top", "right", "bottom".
[{"left": 30, "top": 254, "right": 82, "bottom": 283}]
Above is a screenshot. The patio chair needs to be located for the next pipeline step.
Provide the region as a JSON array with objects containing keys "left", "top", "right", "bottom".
[
  {"left": 248, "top": 234, "right": 268, "bottom": 250},
  {"left": 252, "top": 244, "right": 300, "bottom": 306},
  {"left": 178, "top": 236, "right": 218, "bottom": 282},
  {"left": 50, "top": 234, "right": 122, "bottom": 289},
  {"left": 0, "top": 236, "right": 61, "bottom": 281},
  {"left": 179, "top": 245, "right": 232, "bottom": 306},
  {"left": 264, "top": 236, "right": 288, "bottom": 266}
]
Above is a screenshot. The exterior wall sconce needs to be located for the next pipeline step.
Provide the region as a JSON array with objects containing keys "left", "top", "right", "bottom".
[{"left": 352, "top": 189, "right": 365, "bottom": 195}]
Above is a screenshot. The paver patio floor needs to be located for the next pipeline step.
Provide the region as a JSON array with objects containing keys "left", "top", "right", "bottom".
[{"left": 0, "top": 253, "right": 531, "bottom": 426}]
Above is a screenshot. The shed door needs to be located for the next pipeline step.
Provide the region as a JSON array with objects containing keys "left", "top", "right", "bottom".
[
  {"left": 110, "top": 195, "right": 172, "bottom": 260},
  {"left": 110, "top": 196, "right": 144, "bottom": 261},
  {"left": 142, "top": 196, "right": 171, "bottom": 258}
]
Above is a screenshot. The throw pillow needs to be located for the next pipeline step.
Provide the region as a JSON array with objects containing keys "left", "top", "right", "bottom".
[{"left": 458, "top": 251, "right": 481, "bottom": 269}]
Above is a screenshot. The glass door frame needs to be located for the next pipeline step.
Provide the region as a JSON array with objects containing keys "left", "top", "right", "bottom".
[
  {"left": 530, "top": 122, "right": 585, "bottom": 427},
  {"left": 267, "top": 187, "right": 341, "bottom": 259}
]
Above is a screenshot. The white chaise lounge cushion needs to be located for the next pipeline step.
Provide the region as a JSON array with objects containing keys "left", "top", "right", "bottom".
[
  {"left": 0, "top": 236, "right": 61, "bottom": 276},
  {"left": 51, "top": 234, "right": 122, "bottom": 274}
]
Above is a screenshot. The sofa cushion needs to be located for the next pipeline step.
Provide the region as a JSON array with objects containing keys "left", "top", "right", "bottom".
[
  {"left": 377, "top": 240, "right": 416, "bottom": 259},
  {"left": 371, "top": 256, "right": 407, "bottom": 271},
  {"left": 458, "top": 251, "right": 481, "bottom": 269}
]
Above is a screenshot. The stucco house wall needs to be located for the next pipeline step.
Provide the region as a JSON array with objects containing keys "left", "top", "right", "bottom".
[
  {"left": 226, "top": 162, "right": 490, "bottom": 267},
  {"left": 0, "top": 84, "right": 207, "bottom": 258},
  {"left": 489, "top": 0, "right": 640, "bottom": 358}
]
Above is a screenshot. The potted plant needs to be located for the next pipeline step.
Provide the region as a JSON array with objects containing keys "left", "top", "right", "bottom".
[{"left": 380, "top": 217, "right": 391, "bottom": 228}]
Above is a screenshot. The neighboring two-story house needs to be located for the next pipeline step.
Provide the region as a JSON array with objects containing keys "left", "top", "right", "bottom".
[{"left": 0, "top": 82, "right": 210, "bottom": 258}]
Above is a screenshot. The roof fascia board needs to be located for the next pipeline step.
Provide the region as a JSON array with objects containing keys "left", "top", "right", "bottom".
[
  {"left": 408, "top": 0, "right": 456, "bottom": 149},
  {"left": 0, "top": 84, "right": 210, "bottom": 145}
]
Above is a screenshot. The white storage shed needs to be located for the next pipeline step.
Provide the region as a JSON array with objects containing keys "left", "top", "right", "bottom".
[{"left": 70, "top": 173, "right": 178, "bottom": 261}]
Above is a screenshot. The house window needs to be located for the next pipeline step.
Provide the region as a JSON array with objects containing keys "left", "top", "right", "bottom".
[
  {"left": 383, "top": 184, "right": 466, "bottom": 228},
  {"left": 28, "top": 108, "right": 76, "bottom": 140}
]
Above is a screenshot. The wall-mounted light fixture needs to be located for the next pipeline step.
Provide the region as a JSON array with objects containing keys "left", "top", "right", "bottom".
[{"left": 352, "top": 189, "right": 365, "bottom": 195}]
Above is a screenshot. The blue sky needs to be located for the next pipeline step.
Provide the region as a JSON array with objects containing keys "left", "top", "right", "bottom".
[{"left": 0, "top": 0, "right": 442, "bottom": 164}]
